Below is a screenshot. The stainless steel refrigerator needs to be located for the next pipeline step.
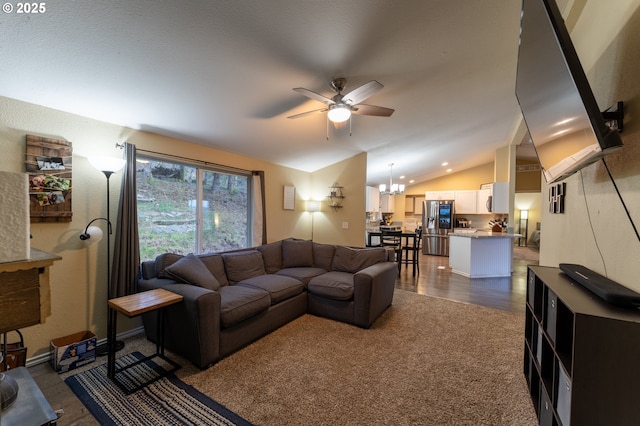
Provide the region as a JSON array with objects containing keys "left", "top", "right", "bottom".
[{"left": 422, "top": 200, "right": 455, "bottom": 256}]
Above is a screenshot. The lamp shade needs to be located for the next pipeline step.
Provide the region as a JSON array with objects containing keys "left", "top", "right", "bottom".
[
  {"left": 327, "top": 104, "right": 351, "bottom": 123},
  {"left": 306, "top": 200, "right": 321, "bottom": 212},
  {"left": 89, "top": 156, "right": 126, "bottom": 173},
  {"left": 82, "top": 225, "right": 104, "bottom": 242}
]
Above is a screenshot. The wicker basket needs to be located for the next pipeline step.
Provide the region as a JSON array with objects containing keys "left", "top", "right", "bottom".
[{"left": 1, "top": 330, "right": 27, "bottom": 372}]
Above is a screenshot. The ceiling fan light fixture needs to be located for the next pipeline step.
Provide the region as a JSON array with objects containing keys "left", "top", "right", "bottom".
[{"left": 327, "top": 104, "right": 351, "bottom": 123}]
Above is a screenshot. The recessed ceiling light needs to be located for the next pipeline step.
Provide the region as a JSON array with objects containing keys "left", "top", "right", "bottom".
[
  {"left": 399, "top": 175, "right": 405, "bottom": 179},
  {"left": 446, "top": 168, "right": 452, "bottom": 173},
  {"left": 409, "top": 179, "right": 415, "bottom": 184},
  {"left": 442, "top": 162, "right": 449, "bottom": 166}
]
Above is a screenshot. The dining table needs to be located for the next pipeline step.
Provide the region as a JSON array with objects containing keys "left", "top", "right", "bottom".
[{"left": 367, "top": 231, "right": 420, "bottom": 274}]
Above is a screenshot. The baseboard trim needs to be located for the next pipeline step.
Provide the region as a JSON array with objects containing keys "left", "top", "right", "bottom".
[{"left": 25, "top": 326, "right": 145, "bottom": 368}]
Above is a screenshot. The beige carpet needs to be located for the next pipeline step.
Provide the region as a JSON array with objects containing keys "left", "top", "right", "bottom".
[{"left": 173, "top": 290, "right": 537, "bottom": 425}]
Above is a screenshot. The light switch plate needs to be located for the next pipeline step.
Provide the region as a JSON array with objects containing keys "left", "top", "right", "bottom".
[{"left": 342, "top": 222, "right": 349, "bottom": 229}]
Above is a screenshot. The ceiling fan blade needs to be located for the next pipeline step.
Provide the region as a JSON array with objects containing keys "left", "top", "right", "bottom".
[
  {"left": 293, "top": 88, "right": 334, "bottom": 105},
  {"left": 341, "top": 80, "right": 383, "bottom": 105},
  {"left": 287, "top": 108, "right": 328, "bottom": 119},
  {"left": 352, "top": 104, "right": 394, "bottom": 117}
]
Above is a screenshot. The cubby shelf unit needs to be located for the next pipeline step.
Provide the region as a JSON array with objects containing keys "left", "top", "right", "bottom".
[{"left": 524, "top": 266, "right": 640, "bottom": 425}]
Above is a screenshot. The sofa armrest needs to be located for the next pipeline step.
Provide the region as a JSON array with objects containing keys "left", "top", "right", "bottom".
[
  {"left": 352, "top": 262, "right": 397, "bottom": 328},
  {"left": 138, "top": 278, "right": 221, "bottom": 369}
]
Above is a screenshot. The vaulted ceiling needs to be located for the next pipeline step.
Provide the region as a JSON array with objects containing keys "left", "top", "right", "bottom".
[{"left": 2, "top": 0, "right": 529, "bottom": 187}]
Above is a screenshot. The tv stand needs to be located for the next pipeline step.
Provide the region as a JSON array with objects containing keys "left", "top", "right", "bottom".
[{"left": 525, "top": 266, "right": 640, "bottom": 425}]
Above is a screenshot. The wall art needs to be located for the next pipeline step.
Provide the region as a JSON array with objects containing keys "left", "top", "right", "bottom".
[{"left": 25, "top": 134, "right": 73, "bottom": 222}]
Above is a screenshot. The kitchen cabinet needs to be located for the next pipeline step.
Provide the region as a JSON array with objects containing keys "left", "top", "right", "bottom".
[
  {"left": 449, "top": 231, "right": 519, "bottom": 277},
  {"left": 366, "top": 186, "right": 380, "bottom": 212},
  {"left": 477, "top": 182, "right": 509, "bottom": 214},
  {"left": 404, "top": 196, "right": 425, "bottom": 214},
  {"left": 380, "top": 194, "right": 394, "bottom": 213},
  {"left": 405, "top": 196, "right": 414, "bottom": 213},
  {"left": 454, "top": 190, "right": 477, "bottom": 214},
  {"left": 424, "top": 191, "right": 455, "bottom": 201},
  {"left": 427, "top": 185, "right": 508, "bottom": 215},
  {"left": 414, "top": 197, "right": 425, "bottom": 216},
  {"left": 491, "top": 182, "right": 509, "bottom": 214}
]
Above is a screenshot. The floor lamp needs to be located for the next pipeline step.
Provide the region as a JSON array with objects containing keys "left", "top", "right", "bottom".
[
  {"left": 519, "top": 210, "right": 529, "bottom": 247},
  {"left": 81, "top": 156, "right": 126, "bottom": 356},
  {"left": 306, "top": 200, "right": 321, "bottom": 241}
]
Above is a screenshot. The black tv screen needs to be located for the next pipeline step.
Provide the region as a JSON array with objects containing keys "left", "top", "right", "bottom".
[{"left": 515, "top": 0, "right": 622, "bottom": 183}]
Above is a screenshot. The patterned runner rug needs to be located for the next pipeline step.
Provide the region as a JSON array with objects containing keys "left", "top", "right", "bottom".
[{"left": 65, "top": 352, "right": 252, "bottom": 426}]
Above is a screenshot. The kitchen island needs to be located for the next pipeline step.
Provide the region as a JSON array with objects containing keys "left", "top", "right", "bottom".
[{"left": 448, "top": 231, "right": 520, "bottom": 278}]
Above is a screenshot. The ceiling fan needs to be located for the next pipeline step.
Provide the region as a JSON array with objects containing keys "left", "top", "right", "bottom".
[{"left": 287, "top": 78, "right": 394, "bottom": 123}]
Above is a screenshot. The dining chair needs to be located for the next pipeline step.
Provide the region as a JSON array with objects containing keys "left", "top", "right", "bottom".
[
  {"left": 381, "top": 229, "right": 402, "bottom": 274},
  {"left": 400, "top": 227, "right": 423, "bottom": 276}
]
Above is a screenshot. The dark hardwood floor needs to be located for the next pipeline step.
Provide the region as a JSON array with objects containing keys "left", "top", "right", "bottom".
[
  {"left": 28, "top": 245, "right": 539, "bottom": 424},
  {"left": 395, "top": 245, "right": 539, "bottom": 313}
]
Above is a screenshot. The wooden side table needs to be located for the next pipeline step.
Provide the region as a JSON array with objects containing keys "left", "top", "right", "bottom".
[{"left": 107, "top": 288, "right": 183, "bottom": 394}]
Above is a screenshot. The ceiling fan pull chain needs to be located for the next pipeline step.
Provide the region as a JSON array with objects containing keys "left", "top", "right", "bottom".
[
  {"left": 326, "top": 115, "right": 329, "bottom": 140},
  {"left": 349, "top": 116, "right": 352, "bottom": 136}
]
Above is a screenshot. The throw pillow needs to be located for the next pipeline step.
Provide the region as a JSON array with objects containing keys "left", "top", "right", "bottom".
[
  {"left": 282, "top": 239, "right": 314, "bottom": 268},
  {"left": 198, "top": 253, "right": 229, "bottom": 287},
  {"left": 221, "top": 250, "right": 266, "bottom": 283},
  {"left": 332, "top": 246, "right": 386, "bottom": 274},
  {"left": 313, "top": 242, "right": 336, "bottom": 270},
  {"left": 257, "top": 240, "right": 283, "bottom": 274},
  {"left": 165, "top": 253, "right": 221, "bottom": 290}
]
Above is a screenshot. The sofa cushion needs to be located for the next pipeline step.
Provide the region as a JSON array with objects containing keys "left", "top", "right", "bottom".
[
  {"left": 218, "top": 285, "right": 270, "bottom": 328},
  {"left": 257, "top": 240, "right": 282, "bottom": 274},
  {"left": 221, "top": 250, "right": 266, "bottom": 283},
  {"left": 237, "top": 274, "right": 304, "bottom": 304},
  {"left": 313, "top": 243, "right": 336, "bottom": 270},
  {"left": 282, "top": 239, "right": 313, "bottom": 268},
  {"left": 276, "top": 267, "right": 327, "bottom": 286},
  {"left": 198, "top": 253, "right": 229, "bottom": 287},
  {"left": 164, "top": 253, "right": 221, "bottom": 291},
  {"left": 332, "top": 246, "right": 386, "bottom": 274},
  {"left": 307, "top": 271, "right": 354, "bottom": 301},
  {"left": 155, "top": 253, "right": 183, "bottom": 278}
]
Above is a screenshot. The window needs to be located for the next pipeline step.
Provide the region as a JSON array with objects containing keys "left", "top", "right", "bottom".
[{"left": 136, "top": 156, "right": 251, "bottom": 261}]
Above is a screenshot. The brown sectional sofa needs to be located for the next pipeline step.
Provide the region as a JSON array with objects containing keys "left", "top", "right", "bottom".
[{"left": 138, "top": 238, "right": 398, "bottom": 369}]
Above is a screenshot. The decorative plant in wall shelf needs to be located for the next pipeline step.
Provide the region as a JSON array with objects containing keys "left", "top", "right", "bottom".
[{"left": 327, "top": 183, "right": 345, "bottom": 211}]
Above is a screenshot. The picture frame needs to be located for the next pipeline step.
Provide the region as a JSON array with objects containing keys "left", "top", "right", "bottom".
[
  {"left": 283, "top": 185, "right": 295, "bottom": 210},
  {"left": 25, "top": 135, "right": 73, "bottom": 222}
]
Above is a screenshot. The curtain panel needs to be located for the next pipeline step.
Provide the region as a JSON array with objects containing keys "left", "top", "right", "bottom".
[{"left": 111, "top": 142, "right": 140, "bottom": 297}]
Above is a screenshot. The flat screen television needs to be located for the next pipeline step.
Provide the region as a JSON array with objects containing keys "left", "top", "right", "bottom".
[{"left": 515, "top": 0, "right": 623, "bottom": 183}]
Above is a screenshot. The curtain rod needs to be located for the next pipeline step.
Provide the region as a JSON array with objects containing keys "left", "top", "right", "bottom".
[{"left": 117, "top": 142, "right": 253, "bottom": 175}]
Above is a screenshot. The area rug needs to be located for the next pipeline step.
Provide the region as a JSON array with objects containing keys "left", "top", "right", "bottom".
[
  {"left": 178, "top": 290, "right": 538, "bottom": 425},
  {"left": 64, "top": 352, "right": 252, "bottom": 426}
]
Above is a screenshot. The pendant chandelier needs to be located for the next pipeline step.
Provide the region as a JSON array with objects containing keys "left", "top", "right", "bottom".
[{"left": 379, "top": 163, "right": 404, "bottom": 195}]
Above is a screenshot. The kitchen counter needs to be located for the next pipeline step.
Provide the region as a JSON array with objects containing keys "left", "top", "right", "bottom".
[
  {"left": 450, "top": 230, "right": 521, "bottom": 239},
  {"left": 448, "top": 232, "right": 520, "bottom": 278}
]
